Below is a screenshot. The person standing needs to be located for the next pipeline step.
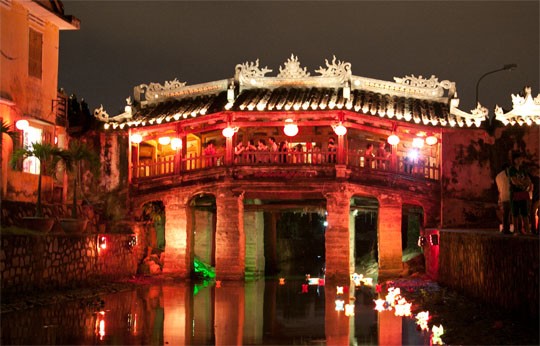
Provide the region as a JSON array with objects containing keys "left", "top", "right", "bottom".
[
  {"left": 507, "top": 152, "right": 532, "bottom": 235},
  {"left": 364, "top": 143, "right": 375, "bottom": 169},
  {"left": 528, "top": 166, "right": 539, "bottom": 235},
  {"left": 495, "top": 163, "right": 512, "bottom": 234},
  {"left": 376, "top": 140, "right": 390, "bottom": 170}
]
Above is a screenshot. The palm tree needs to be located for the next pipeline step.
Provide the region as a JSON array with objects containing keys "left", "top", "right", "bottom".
[
  {"left": 10, "top": 142, "right": 63, "bottom": 217},
  {"left": 61, "top": 139, "right": 100, "bottom": 219}
]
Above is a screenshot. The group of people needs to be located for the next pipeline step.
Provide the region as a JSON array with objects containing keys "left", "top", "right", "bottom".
[
  {"left": 363, "top": 141, "right": 390, "bottom": 169},
  {"left": 233, "top": 137, "right": 337, "bottom": 164},
  {"left": 495, "top": 151, "right": 539, "bottom": 235}
]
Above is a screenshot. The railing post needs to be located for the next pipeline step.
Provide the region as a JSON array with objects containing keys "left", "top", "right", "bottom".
[{"left": 390, "top": 143, "right": 397, "bottom": 172}]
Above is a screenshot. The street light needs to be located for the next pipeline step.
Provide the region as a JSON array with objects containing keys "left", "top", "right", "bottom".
[{"left": 475, "top": 64, "right": 517, "bottom": 106}]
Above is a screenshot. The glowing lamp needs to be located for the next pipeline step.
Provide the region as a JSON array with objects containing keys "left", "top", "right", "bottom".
[
  {"left": 412, "top": 137, "right": 425, "bottom": 148},
  {"left": 171, "top": 138, "right": 182, "bottom": 150},
  {"left": 99, "top": 236, "right": 107, "bottom": 250},
  {"left": 301, "top": 284, "right": 308, "bottom": 293},
  {"left": 222, "top": 126, "right": 238, "bottom": 138},
  {"left": 332, "top": 122, "right": 347, "bottom": 136},
  {"left": 335, "top": 299, "right": 345, "bottom": 311},
  {"left": 336, "top": 286, "right": 344, "bottom": 294},
  {"left": 425, "top": 134, "right": 438, "bottom": 146},
  {"left": 407, "top": 149, "right": 419, "bottom": 160},
  {"left": 215, "top": 280, "right": 222, "bottom": 288},
  {"left": 158, "top": 136, "right": 171, "bottom": 145},
  {"left": 387, "top": 134, "right": 400, "bottom": 146},
  {"left": 283, "top": 119, "right": 299, "bottom": 137},
  {"left": 345, "top": 303, "right": 355, "bottom": 317},
  {"left": 374, "top": 299, "right": 386, "bottom": 312},
  {"left": 130, "top": 133, "right": 143, "bottom": 144},
  {"left": 279, "top": 277, "right": 285, "bottom": 285},
  {"left": 15, "top": 119, "right": 29, "bottom": 131}
]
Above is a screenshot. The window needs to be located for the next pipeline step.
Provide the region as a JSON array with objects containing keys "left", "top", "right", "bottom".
[
  {"left": 22, "top": 126, "right": 42, "bottom": 174},
  {"left": 28, "top": 28, "right": 42, "bottom": 79}
]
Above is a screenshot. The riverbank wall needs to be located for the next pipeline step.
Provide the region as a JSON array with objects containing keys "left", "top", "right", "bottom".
[{"left": 424, "top": 229, "right": 539, "bottom": 317}]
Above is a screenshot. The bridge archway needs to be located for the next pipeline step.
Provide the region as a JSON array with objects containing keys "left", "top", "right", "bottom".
[{"left": 189, "top": 194, "right": 217, "bottom": 277}]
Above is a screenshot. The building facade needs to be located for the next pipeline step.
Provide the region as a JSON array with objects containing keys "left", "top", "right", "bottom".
[{"left": 0, "top": 0, "right": 79, "bottom": 205}]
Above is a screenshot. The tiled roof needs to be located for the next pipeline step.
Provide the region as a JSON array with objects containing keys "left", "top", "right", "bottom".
[{"left": 128, "top": 87, "right": 449, "bottom": 127}]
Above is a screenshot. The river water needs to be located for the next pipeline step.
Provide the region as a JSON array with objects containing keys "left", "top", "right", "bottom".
[{"left": 1, "top": 277, "right": 434, "bottom": 345}]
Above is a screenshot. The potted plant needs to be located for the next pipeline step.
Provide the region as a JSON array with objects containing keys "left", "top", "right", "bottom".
[
  {"left": 10, "top": 142, "right": 63, "bottom": 232},
  {"left": 58, "top": 139, "right": 100, "bottom": 233}
]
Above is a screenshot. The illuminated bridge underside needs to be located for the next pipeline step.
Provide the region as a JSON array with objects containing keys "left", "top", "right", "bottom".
[{"left": 131, "top": 166, "right": 440, "bottom": 282}]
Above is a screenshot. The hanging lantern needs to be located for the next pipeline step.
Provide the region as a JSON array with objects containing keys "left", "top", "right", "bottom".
[
  {"left": 171, "top": 138, "right": 182, "bottom": 150},
  {"left": 15, "top": 119, "right": 29, "bottom": 131},
  {"left": 130, "top": 133, "right": 143, "bottom": 144},
  {"left": 222, "top": 126, "right": 238, "bottom": 138},
  {"left": 387, "top": 134, "right": 400, "bottom": 145},
  {"left": 283, "top": 118, "right": 299, "bottom": 137},
  {"left": 158, "top": 136, "right": 171, "bottom": 145},
  {"left": 332, "top": 122, "right": 347, "bottom": 136},
  {"left": 98, "top": 236, "right": 107, "bottom": 250},
  {"left": 425, "top": 134, "right": 438, "bottom": 145},
  {"left": 412, "top": 137, "right": 425, "bottom": 148}
]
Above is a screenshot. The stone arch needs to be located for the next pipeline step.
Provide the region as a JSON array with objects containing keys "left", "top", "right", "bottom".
[
  {"left": 350, "top": 194, "right": 380, "bottom": 275},
  {"left": 189, "top": 193, "right": 217, "bottom": 275}
]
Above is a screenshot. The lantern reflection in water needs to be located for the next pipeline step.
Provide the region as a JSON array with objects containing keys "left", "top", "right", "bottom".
[{"left": 95, "top": 311, "right": 106, "bottom": 341}]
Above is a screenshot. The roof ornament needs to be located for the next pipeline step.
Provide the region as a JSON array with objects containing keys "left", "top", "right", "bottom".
[
  {"left": 235, "top": 59, "right": 272, "bottom": 85},
  {"left": 315, "top": 55, "right": 352, "bottom": 83},
  {"left": 449, "top": 96, "right": 488, "bottom": 127},
  {"left": 93, "top": 97, "right": 133, "bottom": 128},
  {"left": 495, "top": 86, "right": 540, "bottom": 125},
  {"left": 394, "top": 75, "right": 456, "bottom": 98},
  {"left": 136, "top": 78, "right": 187, "bottom": 103},
  {"left": 278, "top": 54, "right": 310, "bottom": 78}
]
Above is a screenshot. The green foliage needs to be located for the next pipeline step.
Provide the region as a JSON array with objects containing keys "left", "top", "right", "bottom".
[
  {"left": 59, "top": 139, "right": 101, "bottom": 219},
  {"left": 10, "top": 142, "right": 64, "bottom": 217},
  {"left": 193, "top": 257, "right": 215, "bottom": 279},
  {"left": 1, "top": 120, "right": 18, "bottom": 144}
]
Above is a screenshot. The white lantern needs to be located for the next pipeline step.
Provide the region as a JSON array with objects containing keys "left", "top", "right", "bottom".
[
  {"left": 412, "top": 137, "right": 424, "bottom": 148},
  {"left": 332, "top": 123, "right": 347, "bottom": 136},
  {"left": 171, "top": 138, "right": 182, "bottom": 150},
  {"left": 425, "top": 134, "right": 438, "bottom": 146},
  {"left": 130, "top": 133, "right": 143, "bottom": 144},
  {"left": 158, "top": 136, "right": 171, "bottom": 145},
  {"left": 15, "top": 119, "right": 29, "bottom": 131},
  {"left": 387, "top": 134, "right": 400, "bottom": 146},
  {"left": 283, "top": 119, "right": 299, "bottom": 137},
  {"left": 222, "top": 126, "right": 237, "bottom": 138}
]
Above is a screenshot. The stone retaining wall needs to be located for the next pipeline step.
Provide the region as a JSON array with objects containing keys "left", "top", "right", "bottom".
[
  {"left": 1, "top": 230, "right": 145, "bottom": 295},
  {"left": 437, "top": 230, "right": 539, "bottom": 317}
]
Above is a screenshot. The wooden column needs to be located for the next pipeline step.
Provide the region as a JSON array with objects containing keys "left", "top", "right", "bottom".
[
  {"left": 264, "top": 212, "right": 278, "bottom": 275},
  {"left": 215, "top": 188, "right": 245, "bottom": 280},
  {"left": 377, "top": 194, "right": 403, "bottom": 278},
  {"left": 162, "top": 196, "right": 191, "bottom": 277},
  {"left": 325, "top": 191, "right": 352, "bottom": 281}
]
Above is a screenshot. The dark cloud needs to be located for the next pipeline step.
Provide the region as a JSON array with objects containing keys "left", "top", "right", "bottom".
[{"left": 59, "top": 1, "right": 539, "bottom": 115}]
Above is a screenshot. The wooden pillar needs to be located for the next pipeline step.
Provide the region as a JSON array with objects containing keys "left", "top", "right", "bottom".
[
  {"left": 377, "top": 194, "right": 403, "bottom": 278},
  {"left": 215, "top": 188, "right": 245, "bottom": 280},
  {"left": 162, "top": 196, "right": 191, "bottom": 277},
  {"left": 337, "top": 134, "right": 346, "bottom": 164},
  {"left": 378, "top": 310, "right": 402, "bottom": 346},
  {"left": 225, "top": 136, "right": 233, "bottom": 166},
  {"left": 325, "top": 191, "right": 352, "bottom": 281}
]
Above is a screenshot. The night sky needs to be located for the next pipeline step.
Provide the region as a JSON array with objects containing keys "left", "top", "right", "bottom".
[{"left": 58, "top": 1, "right": 539, "bottom": 116}]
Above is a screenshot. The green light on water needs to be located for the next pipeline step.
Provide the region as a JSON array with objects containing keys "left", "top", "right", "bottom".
[{"left": 193, "top": 257, "right": 216, "bottom": 279}]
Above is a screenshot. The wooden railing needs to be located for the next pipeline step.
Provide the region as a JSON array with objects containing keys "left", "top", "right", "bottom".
[{"left": 132, "top": 148, "right": 439, "bottom": 181}]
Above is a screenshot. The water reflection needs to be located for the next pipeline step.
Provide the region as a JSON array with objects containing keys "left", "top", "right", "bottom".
[{"left": 1, "top": 279, "right": 431, "bottom": 345}]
